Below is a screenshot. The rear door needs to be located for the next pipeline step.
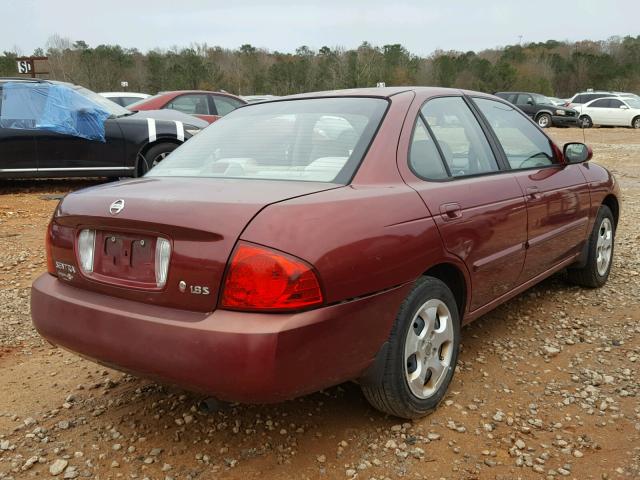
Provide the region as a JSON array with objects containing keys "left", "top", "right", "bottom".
[
  {"left": 473, "top": 97, "right": 590, "bottom": 282},
  {"left": 399, "top": 96, "right": 528, "bottom": 311},
  {"left": 0, "top": 84, "right": 38, "bottom": 174}
]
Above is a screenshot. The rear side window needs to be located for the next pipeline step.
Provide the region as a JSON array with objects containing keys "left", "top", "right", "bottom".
[
  {"left": 516, "top": 94, "right": 533, "bottom": 105},
  {"left": 585, "top": 94, "right": 606, "bottom": 103},
  {"left": 421, "top": 97, "right": 499, "bottom": 177},
  {"left": 166, "top": 94, "right": 211, "bottom": 115},
  {"left": 409, "top": 116, "right": 448, "bottom": 180},
  {"left": 473, "top": 98, "right": 557, "bottom": 170},
  {"left": 213, "top": 96, "right": 243, "bottom": 116}
]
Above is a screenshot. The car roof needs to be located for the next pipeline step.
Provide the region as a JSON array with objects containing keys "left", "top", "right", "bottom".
[
  {"left": 157, "top": 90, "right": 245, "bottom": 100},
  {"left": 274, "top": 86, "right": 491, "bottom": 101}
]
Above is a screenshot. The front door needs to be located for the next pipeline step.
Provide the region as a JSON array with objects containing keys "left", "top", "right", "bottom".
[
  {"left": 399, "top": 96, "right": 528, "bottom": 311},
  {"left": 473, "top": 97, "right": 591, "bottom": 282},
  {"left": 36, "top": 119, "right": 126, "bottom": 174}
]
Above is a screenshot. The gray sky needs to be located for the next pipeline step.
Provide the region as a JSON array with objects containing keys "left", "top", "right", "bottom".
[{"left": 2, "top": 0, "right": 639, "bottom": 56}]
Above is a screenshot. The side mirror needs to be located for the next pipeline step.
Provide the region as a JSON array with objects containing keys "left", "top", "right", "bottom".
[
  {"left": 564, "top": 142, "right": 592, "bottom": 164},
  {"left": 619, "top": 105, "right": 629, "bottom": 109},
  {"left": 526, "top": 99, "right": 534, "bottom": 105}
]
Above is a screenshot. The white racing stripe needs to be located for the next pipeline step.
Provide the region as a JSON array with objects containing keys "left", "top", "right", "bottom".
[
  {"left": 174, "top": 120, "right": 184, "bottom": 141},
  {"left": 147, "top": 118, "right": 157, "bottom": 142}
]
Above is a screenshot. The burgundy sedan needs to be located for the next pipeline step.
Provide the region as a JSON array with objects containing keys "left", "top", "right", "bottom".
[
  {"left": 128, "top": 90, "right": 246, "bottom": 124},
  {"left": 32, "top": 87, "right": 620, "bottom": 419}
]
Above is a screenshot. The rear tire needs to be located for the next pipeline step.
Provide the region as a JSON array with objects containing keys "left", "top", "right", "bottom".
[
  {"left": 138, "top": 143, "right": 178, "bottom": 176},
  {"left": 567, "top": 205, "right": 615, "bottom": 288},
  {"left": 579, "top": 115, "right": 593, "bottom": 129},
  {"left": 361, "top": 277, "right": 460, "bottom": 419},
  {"left": 537, "top": 113, "right": 552, "bottom": 128}
]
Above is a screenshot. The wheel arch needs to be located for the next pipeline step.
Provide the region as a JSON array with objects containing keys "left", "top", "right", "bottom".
[
  {"left": 602, "top": 194, "right": 620, "bottom": 228},
  {"left": 422, "top": 263, "right": 468, "bottom": 321},
  {"left": 135, "top": 137, "right": 184, "bottom": 175},
  {"left": 534, "top": 110, "right": 553, "bottom": 119}
]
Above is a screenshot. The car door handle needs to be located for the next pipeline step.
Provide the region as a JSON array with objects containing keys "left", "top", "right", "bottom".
[
  {"left": 439, "top": 203, "right": 462, "bottom": 221},
  {"left": 526, "top": 186, "right": 541, "bottom": 199}
]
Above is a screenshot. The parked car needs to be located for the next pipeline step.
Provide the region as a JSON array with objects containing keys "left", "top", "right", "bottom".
[
  {"left": 564, "top": 90, "right": 636, "bottom": 108},
  {"left": 0, "top": 78, "right": 204, "bottom": 178},
  {"left": 494, "top": 92, "right": 578, "bottom": 127},
  {"left": 32, "top": 87, "right": 620, "bottom": 419},
  {"left": 129, "top": 90, "right": 246, "bottom": 124},
  {"left": 574, "top": 96, "right": 640, "bottom": 128},
  {"left": 99, "top": 91, "right": 150, "bottom": 107}
]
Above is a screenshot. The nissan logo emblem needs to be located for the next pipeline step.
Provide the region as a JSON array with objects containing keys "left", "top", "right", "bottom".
[{"left": 109, "top": 199, "right": 125, "bottom": 215}]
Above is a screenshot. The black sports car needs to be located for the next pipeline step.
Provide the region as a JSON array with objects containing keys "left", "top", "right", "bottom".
[{"left": 0, "top": 78, "right": 207, "bottom": 178}]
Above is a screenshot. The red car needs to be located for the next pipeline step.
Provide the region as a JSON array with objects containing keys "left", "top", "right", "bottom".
[
  {"left": 128, "top": 90, "right": 246, "bottom": 124},
  {"left": 32, "top": 87, "right": 620, "bottom": 419}
]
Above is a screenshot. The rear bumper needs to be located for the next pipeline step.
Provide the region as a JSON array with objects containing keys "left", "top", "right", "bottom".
[{"left": 31, "top": 274, "right": 409, "bottom": 403}]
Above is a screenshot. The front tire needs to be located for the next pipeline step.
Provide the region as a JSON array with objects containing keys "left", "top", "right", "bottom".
[
  {"left": 361, "top": 277, "right": 460, "bottom": 419},
  {"left": 537, "top": 113, "right": 552, "bottom": 128},
  {"left": 632, "top": 116, "right": 640, "bottom": 129},
  {"left": 567, "top": 205, "right": 615, "bottom": 288},
  {"left": 579, "top": 115, "right": 593, "bottom": 129}
]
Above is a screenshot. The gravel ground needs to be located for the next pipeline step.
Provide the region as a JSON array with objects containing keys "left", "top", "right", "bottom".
[{"left": 0, "top": 128, "right": 638, "bottom": 480}]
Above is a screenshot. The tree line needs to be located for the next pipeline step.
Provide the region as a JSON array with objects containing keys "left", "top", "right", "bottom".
[{"left": 1, "top": 35, "right": 639, "bottom": 98}]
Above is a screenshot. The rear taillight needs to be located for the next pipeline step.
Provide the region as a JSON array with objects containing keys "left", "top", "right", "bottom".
[
  {"left": 155, "top": 238, "right": 171, "bottom": 288},
  {"left": 221, "top": 242, "right": 323, "bottom": 311},
  {"left": 77, "top": 229, "right": 96, "bottom": 273},
  {"left": 46, "top": 220, "right": 56, "bottom": 276}
]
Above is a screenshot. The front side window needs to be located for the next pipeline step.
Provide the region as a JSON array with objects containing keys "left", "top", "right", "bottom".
[
  {"left": 589, "top": 99, "right": 609, "bottom": 108},
  {"left": 421, "top": 97, "right": 499, "bottom": 177},
  {"left": 608, "top": 99, "right": 623, "bottom": 108},
  {"left": 166, "top": 94, "right": 210, "bottom": 115},
  {"left": 409, "top": 116, "right": 448, "bottom": 180},
  {"left": 148, "top": 97, "right": 388, "bottom": 183},
  {"left": 473, "top": 97, "right": 557, "bottom": 170}
]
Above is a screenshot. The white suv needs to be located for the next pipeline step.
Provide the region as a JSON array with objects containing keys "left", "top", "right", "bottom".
[{"left": 566, "top": 91, "right": 634, "bottom": 108}]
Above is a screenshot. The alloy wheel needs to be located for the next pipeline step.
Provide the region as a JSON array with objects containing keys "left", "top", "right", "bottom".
[
  {"left": 404, "top": 299, "right": 454, "bottom": 399},
  {"left": 537, "top": 115, "right": 551, "bottom": 128},
  {"left": 596, "top": 217, "right": 613, "bottom": 276}
]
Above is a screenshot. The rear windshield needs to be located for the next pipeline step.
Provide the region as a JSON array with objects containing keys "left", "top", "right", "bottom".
[{"left": 147, "top": 97, "right": 388, "bottom": 183}]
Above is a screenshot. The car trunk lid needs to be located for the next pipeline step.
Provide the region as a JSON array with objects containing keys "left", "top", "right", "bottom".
[{"left": 50, "top": 177, "right": 339, "bottom": 312}]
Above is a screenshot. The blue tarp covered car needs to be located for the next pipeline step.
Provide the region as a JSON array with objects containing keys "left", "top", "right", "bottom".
[{"left": 0, "top": 82, "right": 110, "bottom": 141}]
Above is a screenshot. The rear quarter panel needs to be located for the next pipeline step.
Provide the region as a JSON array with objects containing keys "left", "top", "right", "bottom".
[{"left": 241, "top": 185, "right": 444, "bottom": 303}]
